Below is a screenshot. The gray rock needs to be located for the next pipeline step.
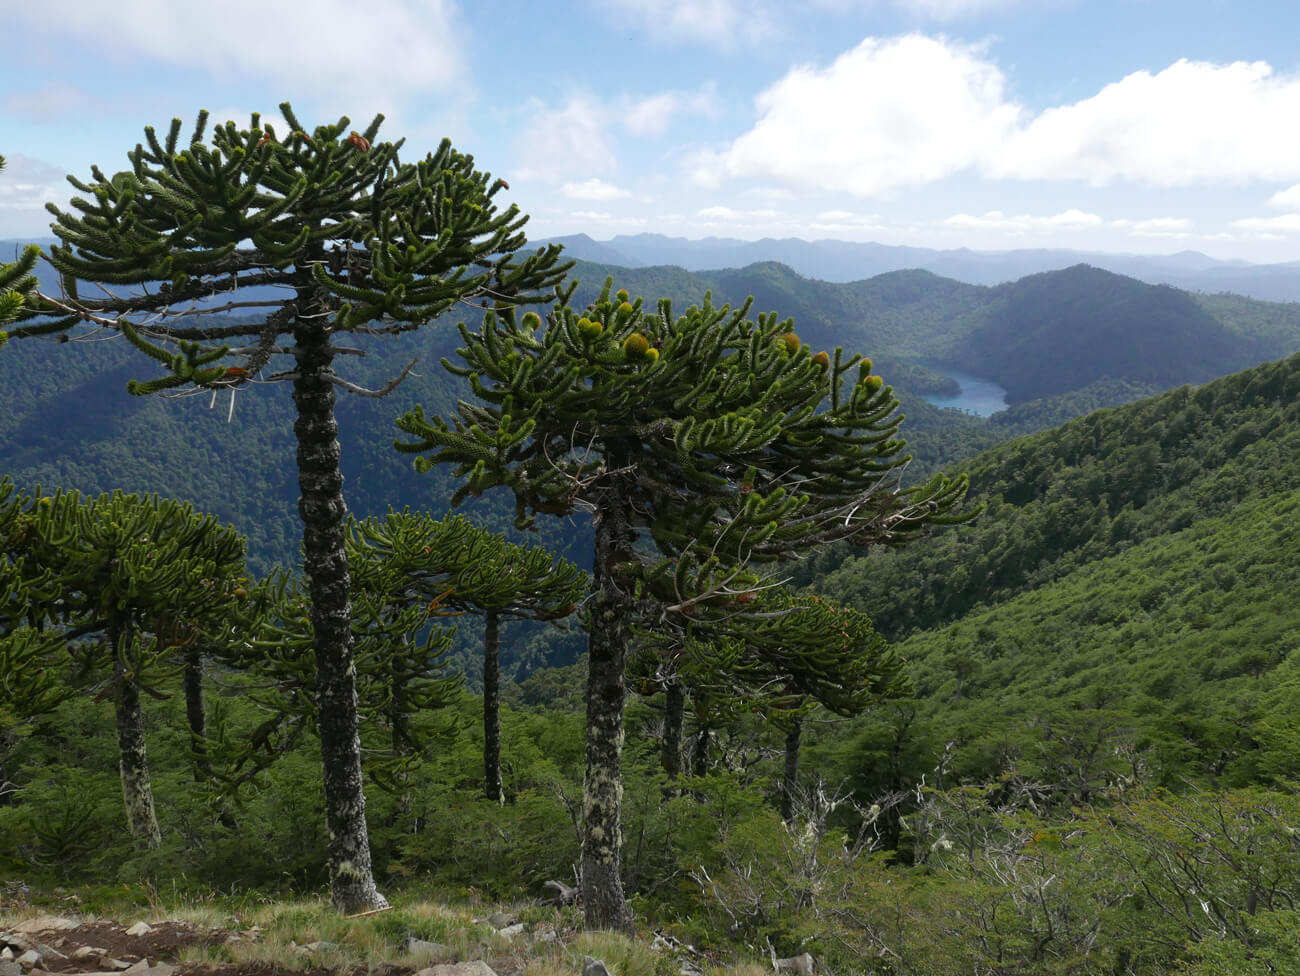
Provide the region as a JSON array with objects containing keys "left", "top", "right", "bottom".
[
  {"left": 405, "top": 937, "right": 449, "bottom": 958},
  {"left": 414, "top": 964, "right": 498, "bottom": 976},
  {"left": 774, "top": 953, "right": 815, "bottom": 975},
  {"left": 0, "top": 950, "right": 13, "bottom": 961},
  {"left": 124, "top": 923, "right": 153, "bottom": 937},
  {"left": 11, "top": 917, "right": 76, "bottom": 935},
  {"left": 71, "top": 947, "right": 108, "bottom": 961},
  {"left": 0, "top": 960, "right": 21, "bottom": 976},
  {"left": 16, "top": 949, "right": 41, "bottom": 969},
  {"left": 485, "top": 912, "right": 513, "bottom": 930},
  {"left": 296, "top": 942, "right": 339, "bottom": 954},
  {"left": 582, "top": 957, "right": 613, "bottom": 976},
  {"left": 496, "top": 923, "right": 525, "bottom": 939},
  {"left": 543, "top": 880, "right": 578, "bottom": 906},
  {"left": 101, "top": 959, "right": 132, "bottom": 971}
]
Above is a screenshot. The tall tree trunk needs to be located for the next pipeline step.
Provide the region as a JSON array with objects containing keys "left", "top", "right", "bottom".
[
  {"left": 661, "top": 681, "right": 684, "bottom": 780},
  {"left": 483, "top": 608, "right": 505, "bottom": 804},
  {"left": 112, "top": 620, "right": 161, "bottom": 850},
  {"left": 183, "top": 645, "right": 212, "bottom": 782},
  {"left": 293, "top": 322, "right": 387, "bottom": 915},
  {"left": 390, "top": 636, "right": 413, "bottom": 825},
  {"left": 691, "top": 726, "right": 711, "bottom": 778},
  {"left": 781, "top": 715, "right": 804, "bottom": 824},
  {"left": 581, "top": 485, "right": 636, "bottom": 933}
]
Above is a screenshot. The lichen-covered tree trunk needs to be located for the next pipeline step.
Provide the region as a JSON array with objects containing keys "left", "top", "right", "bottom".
[
  {"left": 661, "top": 681, "right": 685, "bottom": 780},
  {"left": 183, "top": 645, "right": 212, "bottom": 782},
  {"left": 781, "top": 715, "right": 804, "bottom": 824},
  {"left": 293, "top": 321, "right": 387, "bottom": 915},
  {"left": 581, "top": 484, "right": 636, "bottom": 933},
  {"left": 483, "top": 608, "right": 505, "bottom": 804},
  {"left": 111, "top": 622, "right": 161, "bottom": 850}
]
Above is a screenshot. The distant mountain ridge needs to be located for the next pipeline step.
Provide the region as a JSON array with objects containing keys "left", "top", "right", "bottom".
[
  {"left": 541, "top": 232, "right": 1300, "bottom": 302},
  {"left": 566, "top": 258, "right": 1300, "bottom": 405}
]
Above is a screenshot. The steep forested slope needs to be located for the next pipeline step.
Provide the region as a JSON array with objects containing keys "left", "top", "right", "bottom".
[{"left": 810, "top": 351, "right": 1300, "bottom": 636}]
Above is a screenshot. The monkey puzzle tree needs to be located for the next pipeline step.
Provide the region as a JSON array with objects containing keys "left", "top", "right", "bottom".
[
  {"left": 395, "top": 280, "right": 970, "bottom": 930},
  {"left": 6, "top": 106, "right": 567, "bottom": 910},
  {"left": 11, "top": 489, "right": 247, "bottom": 848},
  {"left": 664, "top": 589, "right": 908, "bottom": 822},
  {"left": 349, "top": 511, "right": 586, "bottom": 803}
]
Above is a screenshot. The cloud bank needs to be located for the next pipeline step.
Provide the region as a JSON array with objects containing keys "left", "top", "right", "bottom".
[{"left": 697, "top": 35, "right": 1300, "bottom": 195}]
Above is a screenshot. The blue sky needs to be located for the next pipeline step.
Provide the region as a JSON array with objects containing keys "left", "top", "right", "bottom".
[{"left": 5, "top": 0, "right": 1300, "bottom": 262}]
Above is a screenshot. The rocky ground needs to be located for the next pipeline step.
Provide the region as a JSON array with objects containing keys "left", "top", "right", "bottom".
[{"left": 0, "top": 912, "right": 739, "bottom": 976}]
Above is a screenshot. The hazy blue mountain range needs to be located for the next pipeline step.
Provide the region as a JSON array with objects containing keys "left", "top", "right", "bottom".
[{"left": 539, "top": 232, "right": 1300, "bottom": 301}]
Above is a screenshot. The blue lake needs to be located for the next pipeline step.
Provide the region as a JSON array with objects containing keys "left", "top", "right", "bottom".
[{"left": 922, "top": 369, "right": 1010, "bottom": 417}]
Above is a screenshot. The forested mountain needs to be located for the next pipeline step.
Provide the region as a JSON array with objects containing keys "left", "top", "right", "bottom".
[{"left": 5, "top": 255, "right": 1300, "bottom": 576}]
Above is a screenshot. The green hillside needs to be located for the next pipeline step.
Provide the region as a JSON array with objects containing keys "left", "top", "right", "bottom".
[{"left": 801, "top": 351, "right": 1300, "bottom": 796}]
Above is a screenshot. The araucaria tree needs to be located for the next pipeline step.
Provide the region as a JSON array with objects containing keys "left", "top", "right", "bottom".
[
  {"left": 9, "top": 490, "right": 247, "bottom": 848},
  {"left": 396, "top": 281, "right": 970, "bottom": 930},
  {"left": 350, "top": 511, "right": 586, "bottom": 803},
  {"left": 7, "top": 106, "right": 567, "bottom": 912}
]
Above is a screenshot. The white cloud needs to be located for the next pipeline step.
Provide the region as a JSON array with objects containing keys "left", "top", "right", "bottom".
[
  {"left": 993, "top": 59, "right": 1300, "bottom": 186},
  {"left": 697, "top": 206, "right": 778, "bottom": 220},
  {"left": 515, "top": 96, "right": 618, "bottom": 183},
  {"left": 0, "top": 154, "right": 68, "bottom": 211},
  {"left": 516, "top": 86, "right": 716, "bottom": 183},
  {"left": 944, "top": 208, "right": 1102, "bottom": 231},
  {"left": 560, "top": 178, "right": 633, "bottom": 201},
  {"left": 0, "top": 154, "right": 70, "bottom": 236},
  {"left": 701, "top": 34, "right": 1021, "bottom": 196},
  {"left": 700, "top": 37, "right": 1300, "bottom": 196},
  {"left": 891, "top": 0, "right": 1042, "bottom": 20},
  {"left": 10, "top": 1, "right": 466, "bottom": 97},
  {"left": 1231, "top": 213, "right": 1300, "bottom": 234},
  {"left": 596, "top": 0, "right": 777, "bottom": 48},
  {"left": 811, "top": 209, "right": 887, "bottom": 233},
  {"left": 622, "top": 85, "right": 718, "bottom": 136},
  {"left": 1112, "top": 217, "right": 1194, "bottom": 237},
  {"left": 1267, "top": 184, "right": 1300, "bottom": 209}
]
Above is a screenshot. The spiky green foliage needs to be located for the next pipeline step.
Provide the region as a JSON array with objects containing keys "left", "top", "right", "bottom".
[
  {"left": 219, "top": 563, "right": 461, "bottom": 793},
  {"left": 9, "top": 104, "right": 567, "bottom": 359},
  {"left": 11, "top": 488, "right": 248, "bottom": 685},
  {"left": 349, "top": 510, "right": 587, "bottom": 800},
  {"left": 348, "top": 510, "right": 586, "bottom": 621},
  {"left": 648, "top": 588, "right": 908, "bottom": 729},
  {"left": 1, "top": 479, "right": 75, "bottom": 792},
  {"left": 398, "top": 279, "right": 968, "bottom": 558}
]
